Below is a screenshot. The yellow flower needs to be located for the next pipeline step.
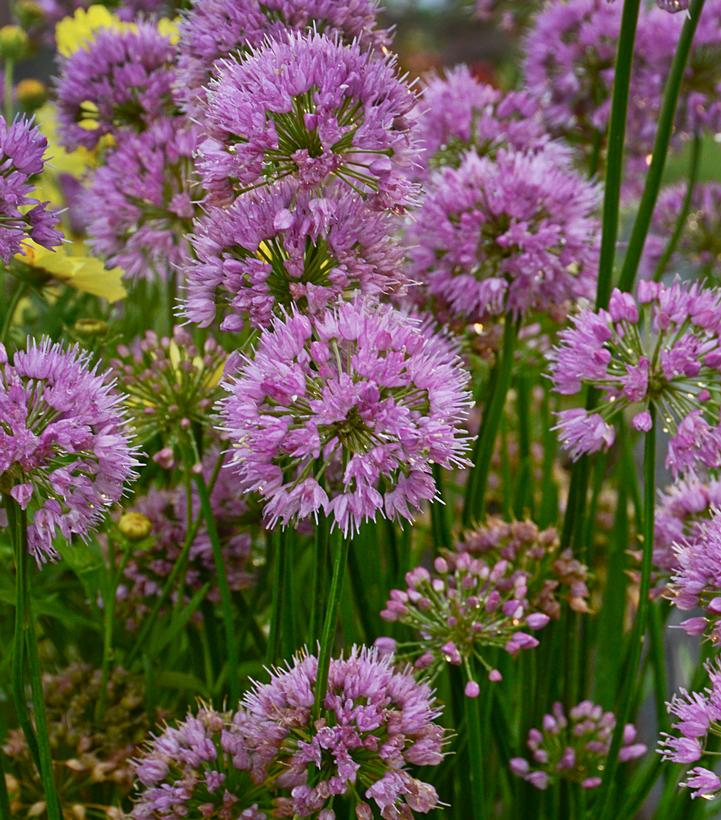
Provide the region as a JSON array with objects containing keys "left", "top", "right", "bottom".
[{"left": 18, "top": 240, "right": 127, "bottom": 303}]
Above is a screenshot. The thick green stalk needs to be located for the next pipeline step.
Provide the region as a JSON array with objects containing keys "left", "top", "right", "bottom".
[
  {"left": 309, "top": 519, "right": 329, "bottom": 644},
  {"left": 617, "top": 0, "right": 706, "bottom": 293},
  {"left": 462, "top": 316, "right": 519, "bottom": 527},
  {"left": 312, "top": 529, "right": 349, "bottom": 722},
  {"left": 267, "top": 528, "right": 287, "bottom": 664},
  {"left": 190, "top": 458, "right": 240, "bottom": 702},
  {"left": 431, "top": 464, "right": 452, "bottom": 548},
  {"left": 653, "top": 133, "right": 702, "bottom": 283},
  {"left": 595, "top": 407, "right": 656, "bottom": 820},
  {"left": 9, "top": 500, "right": 61, "bottom": 819},
  {"left": 596, "top": 0, "right": 643, "bottom": 309}
]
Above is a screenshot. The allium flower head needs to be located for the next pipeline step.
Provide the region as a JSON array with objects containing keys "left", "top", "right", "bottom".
[
  {"left": 549, "top": 281, "right": 721, "bottom": 474},
  {"left": 177, "top": 0, "right": 389, "bottom": 112},
  {"left": 523, "top": 0, "right": 619, "bottom": 146},
  {"left": 118, "top": 454, "right": 255, "bottom": 629},
  {"left": 646, "top": 183, "right": 721, "bottom": 276},
  {"left": 416, "top": 65, "right": 547, "bottom": 173},
  {"left": 0, "top": 115, "right": 62, "bottom": 263},
  {"left": 409, "top": 147, "right": 600, "bottom": 322},
  {"left": 85, "top": 120, "right": 201, "bottom": 280},
  {"left": 4, "top": 663, "right": 150, "bottom": 813},
  {"left": 655, "top": 476, "right": 721, "bottom": 577},
  {"left": 110, "top": 326, "right": 227, "bottom": 446},
  {"left": 658, "top": 658, "right": 721, "bottom": 800},
  {"left": 131, "top": 705, "right": 265, "bottom": 819},
  {"left": 183, "top": 184, "right": 406, "bottom": 331},
  {"left": 0, "top": 338, "right": 138, "bottom": 563},
  {"left": 219, "top": 296, "right": 471, "bottom": 535},
  {"left": 197, "top": 31, "right": 419, "bottom": 208},
  {"left": 669, "top": 509, "right": 721, "bottom": 643},
  {"left": 240, "top": 646, "right": 445, "bottom": 818},
  {"left": 511, "top": 701, "right": 646, "bottom": 790},
  {"left": 55, "top": 24, "right": 177, "bottom": 150},
  {"left": 381, "top": 519, "right": 589, "bottom": 688}
]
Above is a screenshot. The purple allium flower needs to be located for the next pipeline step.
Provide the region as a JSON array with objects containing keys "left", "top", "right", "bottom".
[
  {"left": 197, "top": 31, "right": 419, "bottom": 208},
  {"left": 131, "top": 705, "right": 266, "bottom": 819},
  {"left": 408, "top": 147, "right": 600, "bottom": 322},
  {"left": 0, "top": 338, "right": 138, "bottom": 563},
  {"left": 415, "top": 65, "right": 548, "bottom": 174},
  {"left": 549, "top": 281, "right": 721, "bottom": 474},
  {"left": 658, "top": 658, "right": 721, "bottom": 799},
  {"left": 117, "top": 452, "right": 255, "bottom": 630},
  {"left": 668, "top": 509, "right": 721, "bottom": 642},
  {"left": 54, "top": 24, "right": 177, "bottom": 150},
  {"left": 381, "top": 519, "right": 588, "bottom": 689},
  {"left": 523, "top": 0, "right": 620, "bottom": 147},
  {"left": 654, "top": 476, "right": 721, "bottom": 578},
  {"left": 645, "top": 183, "right": 721, "bottom": 277},
  {"left": 176, "top": 0, "right": 389, "bottom": 113},
  {"left": 0, "top": 115, "right": 62, "bottom": 262},
  {"left": 109, "top": 326, "right": 228, "bottom": 446},
  {"left": 512, "top": 701, "right": 646, "bottom": 790},
  {"left": 85, "top": 120, "right": 200, "bottom": 280},
  {"left": 183, "top": 184, "right": 406, "bottom": 332},
  {"left": 219, "top": 296, "right": 470, "bottom": 535},
  {"left": 240, "top": 646, "right": 445, "bottom": 818}
]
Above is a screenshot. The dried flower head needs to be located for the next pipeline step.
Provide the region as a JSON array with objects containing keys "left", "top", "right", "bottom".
[
  {"left": 240, "top": 646, "right": 445, "bottom": 818},
  {"left": 409, "top": 147, "right": 600, "bottom": 322},
  {"left": 197, "top": 31, "right": 418, "bottom": 208},
  {"left": 85, "top": 120, "right": 201, "bottom": 280},
  {"left": 549, "top": 281, "right": 721, "bottom": 474},
  {"left": 183, "top": 184, "right": 406, "bottom": 332},
  {"left": 0, "top": 338, "right": 138, "bottom": 563},
  {"left": 4, "top": 663, "right": 151, "bottom": 813},
  {"left": 219, "top": 297, "right": 471, "bottom": 536},
  {"left": 511, "top": 701, "right": 645, "bottom": 789},
  {"left": 0, "top": 114, "right": 62, "bottom": 263}
]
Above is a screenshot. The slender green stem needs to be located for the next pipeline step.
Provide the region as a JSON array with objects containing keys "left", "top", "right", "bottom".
[
  {"left": 309, "top": 518, "right": 329, "bottom": 644},
  {"left": 191, "top": 462, "right": 240, "bottom": 702},
  {"left": 596, "top": 0, "right": 642, "bottom": 309},
  {"left": 431, "top": 464, "right": 452, "bottom": 548},
  {"left": 4, "top": 58, "right": 13, "bottom": 122},
  {"left": 8, "top": 499, "right": 61, "bottom": 818},
  {"left": 267, "top": 528, "right": 287, "bottom": 664},
  {"left": 312, "top": 529, "right": 349, "bottom": 723},
  {"left": 595, "top": 407, "right": 656, "bottom": 820},
  {"left": 1, "top": 279, "right": 27, "bottom": 345},
  {"left": 465, "top": 663, "right": 486, "bottom": 820},
  {"left": 653, "top": 133, "right": 702, "bottom": 283},
  {"left": 617, "top": 0, "right": 706, "bottom": 293},
  {"left": 463, "top": 315, "right": 519, "bottom": 527}
]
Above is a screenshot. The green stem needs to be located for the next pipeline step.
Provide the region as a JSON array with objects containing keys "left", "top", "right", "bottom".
[
  {"left": 462, "top": 315, "right": 519, "bottom": 527},
  {"left": 309, "top": 519, "right": 329, "bottom": 644},
  {"left": 312, "top": 529, "right": 349, "bottom": 723},
  {"left": 653, "top": 133, "right": 702, "bottom": 283},
  {"left": 596, "top": 0, "right": 642, "bottom": 309},
  {"left": 191, "top": 464, "right": 240, "bottom": 703},
  {"left": 1, "top": 279, "right": 27, "bottom": 345},
  {"left": 0, "top": 748, "right": 12, "bottom": 819},
  {"left": 8, "top": 499, "right": 61, "bottom": 819},
  {"left": 465, "top": 665, "right": 486, "bottom": 820},
  {"left": 431, "top": 464, "right": 452, "bottom": 548},
  {"left": 595, "top": 407, "right": 656, "bottom": 820},
  {"left": 267, "top": 528, "right": 287, "bottom": 664},
  {"left": 4, "top": 58, "right": 13, "bottom": 122},
  {"left": 617, "top": 0, "right": 706, "bottom": 293}
]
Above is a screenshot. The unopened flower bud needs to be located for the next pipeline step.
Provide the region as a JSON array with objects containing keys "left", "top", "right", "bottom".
[
  {"left": 16, "top": 78, "right": 47, "bottom": 112},
  {"left": 0, "top": 26, "right": 30, "bottom": 61},
  {"left": 119, "top": 511, "right": 152, "bottom": 541}
]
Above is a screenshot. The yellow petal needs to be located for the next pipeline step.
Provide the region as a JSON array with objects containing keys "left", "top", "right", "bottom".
[
  {"left": 55, "top": 5, "right": 135, "bottom": 56},
  {"left": 18, "top": 240, "right": 127, "bottom": 302}
]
